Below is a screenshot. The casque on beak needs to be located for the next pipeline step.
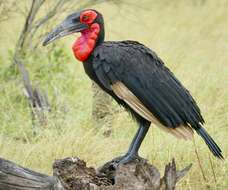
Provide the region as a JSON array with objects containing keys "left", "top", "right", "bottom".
[{"left": 43, "top": 14, "right": 88, "bottom": 46}]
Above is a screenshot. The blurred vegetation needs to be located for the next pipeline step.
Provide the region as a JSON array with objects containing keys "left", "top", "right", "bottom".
[{"left": 0, "top": 0, "right": 227, "bottom": 189}]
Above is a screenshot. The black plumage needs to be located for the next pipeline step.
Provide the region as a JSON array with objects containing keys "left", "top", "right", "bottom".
[
  {"left": 44, "top": 9, "right": 223, "bottom": 162},
  {"left": 91, "top": 41, "right": 203, "bottom": 128},
  {"left": 84, "top": 41, "right": 223, "bottom": 159}
]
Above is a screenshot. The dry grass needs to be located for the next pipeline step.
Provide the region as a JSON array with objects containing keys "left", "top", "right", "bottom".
[{"left": 0, "top": 0, "right": 227, "bottom": 189}]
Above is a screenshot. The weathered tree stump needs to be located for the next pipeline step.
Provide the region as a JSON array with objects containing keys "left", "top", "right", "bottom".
[{"left": 0, "top": 156, "right": 192, "bottom": 190}]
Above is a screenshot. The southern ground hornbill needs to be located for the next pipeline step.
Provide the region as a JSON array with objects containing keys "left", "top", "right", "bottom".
[{"left": 43, "top": 9, "right": 223, "bottom": 163}]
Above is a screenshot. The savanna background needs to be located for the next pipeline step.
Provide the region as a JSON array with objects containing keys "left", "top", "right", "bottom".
[{"left": 0, "top": 0, "right": 227, "bottom": 189}]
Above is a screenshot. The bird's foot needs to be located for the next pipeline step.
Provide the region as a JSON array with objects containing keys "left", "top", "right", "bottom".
[
  {"left": 109, "top": 153, "right": 140, "bottom": 169},
  {"left": 119, "top": 153, "right": 140, "bottom": 165}
]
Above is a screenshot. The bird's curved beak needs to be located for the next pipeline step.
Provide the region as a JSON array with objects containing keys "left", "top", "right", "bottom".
[{"left": 43, "top": 15, "right": 88, "bottom": 46}]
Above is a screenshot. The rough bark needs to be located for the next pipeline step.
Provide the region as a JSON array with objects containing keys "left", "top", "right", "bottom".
[{"left": 0, "top": 156, "right": 192, "bottom": 190}]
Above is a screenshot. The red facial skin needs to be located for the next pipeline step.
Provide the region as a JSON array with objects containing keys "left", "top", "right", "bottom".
[{"left": 72, "top": 10, "right": 100, "bottom": 62}]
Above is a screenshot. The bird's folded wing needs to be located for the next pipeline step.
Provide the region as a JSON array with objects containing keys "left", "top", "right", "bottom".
[
  {"left": 92, "top": 41, "right": 203, "bottom": 140},
  {"left": 111, "top": 81, "right": 194, "bottom": 140}
]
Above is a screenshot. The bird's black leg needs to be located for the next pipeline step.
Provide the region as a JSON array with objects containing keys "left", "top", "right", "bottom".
[{"left": 118, "top": 121, "right": 150, "bottom": 165}]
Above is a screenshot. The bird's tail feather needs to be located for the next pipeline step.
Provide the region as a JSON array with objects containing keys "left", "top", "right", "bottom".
[{"left": 196, "top": 127, "right": 223, "bottom": 159}]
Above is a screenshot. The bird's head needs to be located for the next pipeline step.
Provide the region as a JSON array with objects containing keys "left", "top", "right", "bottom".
[{"left": 43, "top": 9, "right": 104, "bottom": 46}]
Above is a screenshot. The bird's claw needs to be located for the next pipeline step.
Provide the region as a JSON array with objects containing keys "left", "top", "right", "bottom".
[{"left": 108, "top": 154, "right": 140, "bottom": 170}]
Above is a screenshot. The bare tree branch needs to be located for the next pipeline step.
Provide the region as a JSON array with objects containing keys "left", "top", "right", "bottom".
[
  {"left": 15, "top": 0, "right": 44, "bottom": 51},
  {"left": 31, "top": 0, "right": 65, "bottom": 38},
  {"left": 13, "top": 0, "right": 51, "bottom": 128}
]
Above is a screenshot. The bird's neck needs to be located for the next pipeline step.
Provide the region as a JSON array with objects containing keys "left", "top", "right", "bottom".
[{"left": 72, "top": 23, "right": 104, "bottom": 62}]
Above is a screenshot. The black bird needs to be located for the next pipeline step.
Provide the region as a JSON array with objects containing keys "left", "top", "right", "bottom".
[{"left": 43, "top": 9, "right": 223, "bottom": 163}]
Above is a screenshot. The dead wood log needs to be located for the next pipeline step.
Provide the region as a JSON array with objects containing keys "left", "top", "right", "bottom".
[{"left": 0, "top": 156, "right": 192, "bottom": 190}]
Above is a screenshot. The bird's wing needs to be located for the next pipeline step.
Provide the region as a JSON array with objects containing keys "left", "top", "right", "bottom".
[
  {"left": 92, "top": 41, "right": 204, "bottom": 139},
  {"left": 111, "top": 81, "right": 194, "bottom": 139}
]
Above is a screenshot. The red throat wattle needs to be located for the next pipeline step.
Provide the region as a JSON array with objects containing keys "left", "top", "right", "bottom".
[{"left": 72, "top": 23, "right": 100, "bottom": 62}]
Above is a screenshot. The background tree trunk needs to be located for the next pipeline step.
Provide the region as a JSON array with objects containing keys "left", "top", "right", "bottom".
[{"left": 92, "top": 82, "right": 114, "bottom": 137}]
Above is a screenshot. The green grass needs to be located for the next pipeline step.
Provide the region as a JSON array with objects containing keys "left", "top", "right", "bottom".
[{"left": 0, "top": 0, "right": 227, "bottom": 189}]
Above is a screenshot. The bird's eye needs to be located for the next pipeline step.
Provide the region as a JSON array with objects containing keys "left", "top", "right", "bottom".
[
  {"left": 80, "top": 10, "right": 97, "bottom": 24},
  {"left": 82, "top": 15, "right": 89, "bottom": 22}
]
